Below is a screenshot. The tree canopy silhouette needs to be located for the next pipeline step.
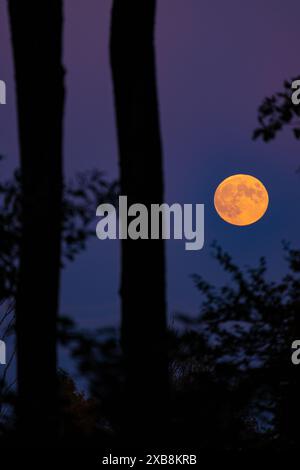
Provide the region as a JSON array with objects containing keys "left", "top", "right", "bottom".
[
  {"left": 57, "top": 242, "right": 300, "bottom": 449},
  {"left": 253, "top": 76, "right": 300, "bottom": 142}
]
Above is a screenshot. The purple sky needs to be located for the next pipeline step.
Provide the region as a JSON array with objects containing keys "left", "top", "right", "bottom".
[{"left": 1, "top": 0, "right": 300, "bottom": 333}]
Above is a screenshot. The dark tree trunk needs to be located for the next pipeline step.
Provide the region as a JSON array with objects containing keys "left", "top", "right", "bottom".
[
  {"left": 9, "top": 1, "right": 64, "bottom": 442},
  {"left": 110, "top": 0, "right": 168, "bottom": 445}
]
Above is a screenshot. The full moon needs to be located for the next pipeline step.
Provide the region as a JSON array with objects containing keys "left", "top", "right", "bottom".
[{"left": 214, "top": 174, "right": 269, "bottom": 226}]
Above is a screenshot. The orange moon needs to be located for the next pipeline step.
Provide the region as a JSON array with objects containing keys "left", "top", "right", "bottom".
[{"left": 214, "top": 174, "right": 269, "bottom": 226}]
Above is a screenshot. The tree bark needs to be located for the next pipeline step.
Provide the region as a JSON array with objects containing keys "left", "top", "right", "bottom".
[
  {"left": 110, "top": 0, "right": 168, "bottom": 445},
  {"left": 9, "top": 1, "right": 64, "bottom": 443}
]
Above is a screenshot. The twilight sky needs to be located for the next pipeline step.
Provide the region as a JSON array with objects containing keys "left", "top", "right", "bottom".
[{"left": 1, "top": 0, "right": 300, "bottom": 333}]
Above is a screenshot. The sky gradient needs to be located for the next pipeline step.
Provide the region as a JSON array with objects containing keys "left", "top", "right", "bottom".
[{"left": 1, "top": 0, "right": 300, "bottom": 335}]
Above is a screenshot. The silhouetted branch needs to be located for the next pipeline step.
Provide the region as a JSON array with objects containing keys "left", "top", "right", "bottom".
[{"left": 253, "top": 76, "right": 300, "bottom": 142}]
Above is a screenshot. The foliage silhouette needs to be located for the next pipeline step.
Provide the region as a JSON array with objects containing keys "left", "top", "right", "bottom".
[
  {"left": 253, "top": 76, "right": 300, "bottom": 142},
  {"left": 1, "top": 232, "right": 299, "bottom": 448},
  {"left": 55, "top": 243, "right": 300, "bottom": 449}
]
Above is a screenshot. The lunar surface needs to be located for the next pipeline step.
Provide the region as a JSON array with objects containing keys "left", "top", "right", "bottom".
[{"left": 214, "top": 174, "right": 269, "bottom": 226}]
